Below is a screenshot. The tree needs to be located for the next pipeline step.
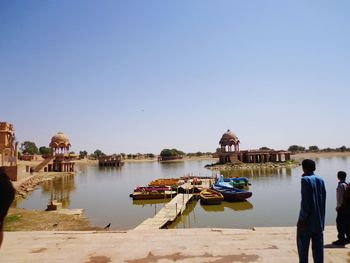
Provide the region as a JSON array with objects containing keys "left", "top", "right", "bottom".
[
  {"left": 79, "top": 150, "right": 88, "bottom": 158},
  {"left": 259, "top": 147, "right": 271, "bottom": 151},
  {"left": 308, "top": 145, "right": 319, "bottom": 152},
  {"left": 39, "top": 146, "right": 52, "bottom": 155},
  {"left": 338, "top": 146, "right": 347, "bottom": 152},
  {"left": 91, "top": 149, "right": 106, "bottom": 159},
  {"left": 288, "top": 145, "right": 305, "bottom": 152},
  {"left": 146, "top": 153, "right": 155, "bottom": 158},
  {"left": 160, "top": 148, "right": 185, "bottom": 157},
  {"left": 20, "top": 141, "right": 39, "bottom": 155}
]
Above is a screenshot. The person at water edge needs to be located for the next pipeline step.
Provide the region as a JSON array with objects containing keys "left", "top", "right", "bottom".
[
  {"left": 332, "top": 171, "right": 350, "bottom": 246},
  {"left": 297, "top": 159, "right": 326, "bottom": 263},
  {"left": 0, "top": 169, "right": 15, "bottom": 247}
]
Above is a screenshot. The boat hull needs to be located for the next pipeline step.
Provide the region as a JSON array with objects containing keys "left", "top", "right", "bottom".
[
  {"left": 199, "top": 189, "right": 224, "bottom": 205},
  {"left": 131, "top": 190, "right": 177, "bottom": 200},
  {"left": 212, "top": 185, "right": 252, "bottom": 202}
]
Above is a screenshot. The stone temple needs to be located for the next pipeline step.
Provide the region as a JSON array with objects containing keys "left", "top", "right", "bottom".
[
  {"left": 0, "top": 121, "right": 18, "bottom": 180},
  {"left": 217, "top": 130, "right": 291, "bottom": 164}
]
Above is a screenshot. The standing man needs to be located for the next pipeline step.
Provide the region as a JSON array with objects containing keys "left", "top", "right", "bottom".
[
  {"left": 332, "top": 171, "right": 350, "bottom": 246},
  {"left": 297, "top": 159, "right": 326, "bottom": 263},
  {"left": 0, "top": 169, "right": 15, "bottom": 248}
]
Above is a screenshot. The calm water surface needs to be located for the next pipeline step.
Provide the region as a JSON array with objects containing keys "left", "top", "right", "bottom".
[{"left": 17, "top": 157, "right": 350, "bottom": 230}]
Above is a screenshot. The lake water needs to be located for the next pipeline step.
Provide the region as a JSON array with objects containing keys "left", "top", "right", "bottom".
[{"left": 17, "top": 156, "right": 350, "bottom": 230}]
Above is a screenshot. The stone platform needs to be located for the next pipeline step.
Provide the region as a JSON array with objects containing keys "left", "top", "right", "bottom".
[{"left": 0, "top": 226, "right": 349, "bottom": 262}]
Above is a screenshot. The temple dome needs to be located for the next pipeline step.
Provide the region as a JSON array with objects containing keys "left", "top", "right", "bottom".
[
  {"left": 49, "top": 132, "right": 71, "bottom": 148},
  {"left": 219, "top": 129, "right": 239, "bottom": 146}
]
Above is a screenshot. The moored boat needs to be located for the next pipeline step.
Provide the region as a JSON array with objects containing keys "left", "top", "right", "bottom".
[
  {"left": 199, "top": 188, "right": 224, "bottom": 205},
  {"left": 149, "top": 178, "right": 181, "bottom": 187},
  {"left": 130, "top": 189, "right": 177, "bottom": 200},
  {"left": 223, "top": 177, "right": 250, "bottom": 188},
  {"left": 134, "top": 186, "right": 172, "bottom": 192},
  {"left": 212, "top": 184, "right": 252, "bottom": 202},
  {"left": 191, "top": 177, "right": 202, "bottom": 185}
]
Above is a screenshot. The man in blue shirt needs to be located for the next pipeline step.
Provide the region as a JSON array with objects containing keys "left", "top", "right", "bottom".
[{"left": 297, "top": 159, "right": 326, "bottom": 263}]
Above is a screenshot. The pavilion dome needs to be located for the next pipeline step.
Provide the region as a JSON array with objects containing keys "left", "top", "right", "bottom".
[
  {"left": 49, "top": 132, "right": 71, "bottom": 148},
  {"left": 219, "top": 129, "right": 240, "bottom": 146}
]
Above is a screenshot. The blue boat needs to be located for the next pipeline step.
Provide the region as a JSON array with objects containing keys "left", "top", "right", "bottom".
[
  {"left": 212, "top": 184, "right": 252, "bottom": 202},
  {"left": 222, "top": 177, "right": 250, "bottom": 188}
]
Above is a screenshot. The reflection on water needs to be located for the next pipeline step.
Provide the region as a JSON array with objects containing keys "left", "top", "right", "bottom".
[
  {"left": 168, "top": 200, "right": 198, "bottom": 229},
  {"left": 41, "top": 173, "right": 76, "bottom": 208},
  {"left": 17, "top": 157, "right": 350, "bottom": 229},
  {"left": 132, "top": 199, "right": 171, "bottom": 217},
  {"left": 200, "top": 201, "right": 253, "bottom": 213},
  {"left": 223, "top": 201, "right": 253, "bottom": 211},
  {"left": 201, "top": 203, "right": 224, "bottom": 212},
  {"left": 132, "top": 199, "right": 171, "bottom": 206},
  {"left": 221, "top": 166, "right": 292, "bottom": 178}
]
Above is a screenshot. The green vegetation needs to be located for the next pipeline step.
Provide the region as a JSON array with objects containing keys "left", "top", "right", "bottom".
[
  {"left": 288, "top": 145, "right": 306, "bottom": 152},
  {"left": 90, "top": 149, "right": 106, "bottom": 159},
  {"left": 39, "top": 146, "right": 52, "bottom": 155},
  {"left": 146, "top": 153, "right": 155, "bottom": 158},
  {"left": 308, "top": 145, "right": 319, "bottom": 151},
  {"left": 288, "top": 145, "right": 350, "bottom": 153},
  {"left": 20, "top": 141, "right": 39, "bottom": 155},
  {"left": 259, "top": 147, "right": 271, "bottom": 150},
  {"left": 5, "top": 214, "right": 22, "bottom": 224},
  {"left": 186, "top": 152, "right": 213, "bottom": 157},
  {"left": 79, "top": 150, "right": 88, "bottom": 158},
  {"left": 160, "top": 148, "right": 185, "bottom": 157}
]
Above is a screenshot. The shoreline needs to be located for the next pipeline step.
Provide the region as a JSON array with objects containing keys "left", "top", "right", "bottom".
[
  {"left": 292, "top": 151, "right": 350, "bottom": 158},
  {"left": 8, "top": 167, "right": 93, "bottom": 231},
  {"left": 7, "top": 152, "right": 348, "bottom": 232}
]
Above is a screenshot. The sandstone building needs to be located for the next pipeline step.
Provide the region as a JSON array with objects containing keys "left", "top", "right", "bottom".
[{"left": 217, "top": 130, "right": 291, "bottom": 164}]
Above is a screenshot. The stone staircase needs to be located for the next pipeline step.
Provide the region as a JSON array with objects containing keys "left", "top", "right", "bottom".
[{"left": 33, "top": 156, "right": 54, "bottom": 172}]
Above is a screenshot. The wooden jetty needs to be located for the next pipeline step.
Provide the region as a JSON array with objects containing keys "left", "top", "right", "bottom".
[
  {"left": 180, "top": 178, "right": 214, "bottom": 192},
  {"left": 134, "top": 193, "right": 194, "bottom": 230},
  {"left": 133, "top": 179, "right": 215, "bottom": 230}
]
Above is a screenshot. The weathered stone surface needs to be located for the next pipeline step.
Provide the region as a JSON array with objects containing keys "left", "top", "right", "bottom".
[{"left": 0, "top": 226, "right": 348, "bottom": 262}]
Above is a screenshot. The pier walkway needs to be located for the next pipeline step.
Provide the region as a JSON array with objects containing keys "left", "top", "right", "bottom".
[
  {"left": 134, "top": 178, "right": 214, "bottom": 230},
  {"left": 134, "top": 193, "right": 194, "bottom": 230}
]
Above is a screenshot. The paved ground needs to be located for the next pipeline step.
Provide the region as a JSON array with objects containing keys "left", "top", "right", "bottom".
[{"left": 1, "top": 226, "right": 349, "bottom": 262}]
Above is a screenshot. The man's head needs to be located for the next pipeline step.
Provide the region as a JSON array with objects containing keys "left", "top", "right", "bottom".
[
  {"left": 337, "top": 171, "right": 347, "bottom": 181},
  {"left": 302, "top": 159, "right": 316, "bottom": 174}
]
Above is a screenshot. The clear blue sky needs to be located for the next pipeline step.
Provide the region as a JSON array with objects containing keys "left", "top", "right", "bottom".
[{"left": 1, "top": 1, "right": 350, "bottom": 154}]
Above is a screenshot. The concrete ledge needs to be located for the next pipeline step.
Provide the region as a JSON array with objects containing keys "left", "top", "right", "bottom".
[{"left": 0, "top": 226, "right": 348, "bottom": 262}]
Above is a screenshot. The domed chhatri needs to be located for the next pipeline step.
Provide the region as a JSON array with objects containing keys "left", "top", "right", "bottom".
[
  {"left": 49, "top": 132, "right": 71, "bottom": 155},
  {"left": 219, "top": 129, "right": 240, "bottom": 152}
]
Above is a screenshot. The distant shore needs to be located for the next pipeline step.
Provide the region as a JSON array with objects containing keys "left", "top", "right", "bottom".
[
  {"left": 292, "top": 151, "right": 350, "bottom": 158},
  {"left": 7, "top": 152, "right": 348, "bottom": 231}
]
